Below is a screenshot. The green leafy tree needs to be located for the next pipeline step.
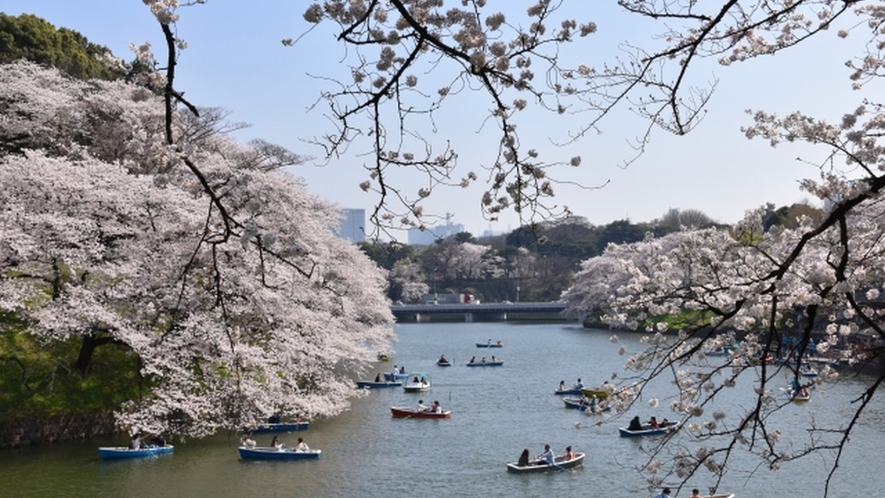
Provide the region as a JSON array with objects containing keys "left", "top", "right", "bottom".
[{"left": 0, "top": 13, "right": 121, "bottom": 80}]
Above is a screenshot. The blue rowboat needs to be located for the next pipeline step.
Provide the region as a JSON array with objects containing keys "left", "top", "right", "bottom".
[
  {"left": 506, "top": 452, "right": 585, "bottom": 473},
  {"left": 383, "top": 372, "right": 410, "bottom": 381},
  {"left": 243, "top": 421, "right": 309, "bottom": 433},
  {"left": 466, "top": 361, "right": 503, "bottom": 367},
  {"left": 98, "top": 445, "right": 174, "bottom": 460},
  {"left": 554, "top": 387, "right": 583, "bottom": 395},
  {"left": 476, "top": 342, "right": 503, "bottom": 348},
  {"left": 356, "top": 380, "right": 402, "bottom": 389},
  {"left": 238, "top": 446, "right": 321, "bottom": 460},
  {"left": 618, "top": 421, "right": 680, "bottom": 437}
]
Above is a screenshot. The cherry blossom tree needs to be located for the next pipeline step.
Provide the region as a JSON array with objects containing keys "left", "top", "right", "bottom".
[
  {"left": 298, "top": 1, "right": 874, "bottom": 237},
  {"left": 0, "top": 59, "right": 394, "bottom": 438},
  {"left": 389, "top": 259, "right": 430, "bottom": 302},
  {"left": 127, "top": 1, "right": 885, "bottom": 492},
  {"left": 564, "top": 200, "right": 885, "bottom": 495}
]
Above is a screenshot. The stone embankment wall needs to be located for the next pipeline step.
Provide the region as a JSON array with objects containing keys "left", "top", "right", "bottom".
[{"left": 0, "top": 412, "right": 117, "bottom": 449}]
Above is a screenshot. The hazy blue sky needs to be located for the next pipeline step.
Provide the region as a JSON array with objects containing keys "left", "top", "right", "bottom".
[{"left": 7, "top": 1, "right": 869, "bottom": 236}]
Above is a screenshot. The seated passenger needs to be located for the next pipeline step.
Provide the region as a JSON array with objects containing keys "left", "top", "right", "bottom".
[{"left": 628, "top": 416, "right": 643, "bottom": 431}]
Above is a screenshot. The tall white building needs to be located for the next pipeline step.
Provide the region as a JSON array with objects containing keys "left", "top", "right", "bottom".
[{"left": 339, "top": 209, "right": 365, "bottom": 243}]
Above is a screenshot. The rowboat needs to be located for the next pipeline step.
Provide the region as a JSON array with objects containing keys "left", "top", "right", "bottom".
[
  {"left": 383, "top": 372, "right": 410, "bottom": 381},
  {"left": 618, "top": 421, "right": 680, "bottom": 437},
  {"left": 790, "top": 389, "right": 812, "bottom": 402},
  {"left": 704, "top": 348, "right": 731, "bottom": 357},
  {"left": 562, "top": 397, "right": 588, "bottom": 409},
  {"left": 402, "top": 373, "right": 432, "bottom": 392},
  {"left": 390, "top": 406, "right": 451, "bottom": 419},
  {"left": 562, "top": 397, "right": 607, "bottom": 413},
  {"left": 237, "top": 446, "right": 321, "bottom": 460},
  {"left": 436, "top": 358, "right": 452, "bottom": 367},
  {"left": 554, "top": 387, "right": 582, "bottom": 395},
  {"left": 476, "top": 342, "right": 503, "bottom": 348},
  {"left": 506, "top": 452, "right": 585, "bottom": 473},
  {"left": 701, "top": 494, "right": 734, "bottom": 498},
  {"left": 243, "top": 421, "right": 309, "bottom": 433},
  {"left": 356, "top": 380, "right": 402, "bottom": 389},
  {"left": 98, "top": 445, "right": 174, "bottom": 460},
  {"left": 580, "top": 386, "right": 614, "bottom": 399},
  {"left": 466, "top": 360, "right": 503, "bottom": 367},
  {"left": 800, "top": 364, "right": 818, "bottom": 377}
]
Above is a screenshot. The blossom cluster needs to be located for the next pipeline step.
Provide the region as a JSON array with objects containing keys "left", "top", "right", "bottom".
[{"left": 0, "top": 61, "right": 394, "bottom": 437}]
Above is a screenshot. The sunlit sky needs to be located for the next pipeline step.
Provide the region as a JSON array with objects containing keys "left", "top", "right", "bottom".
[{"left": 7, "top": 1, "right": 870, "bottom": 236}]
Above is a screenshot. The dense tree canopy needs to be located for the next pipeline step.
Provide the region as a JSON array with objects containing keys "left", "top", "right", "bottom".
[
  {"left": 0, "top": 13, "right": 122, "bottom": 80},
  {"left": 0, "top": 60, "right": 394, "bottom": 437}
]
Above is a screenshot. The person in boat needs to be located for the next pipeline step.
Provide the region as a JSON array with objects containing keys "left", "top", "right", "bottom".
[
  {"left": 420, "top": 376, "right": 427, "bottom": 385},
  {"left": 295, "top": 437, "right": 309, "bottom": 452},
  {"left": 469, "top": 356, "right": 476, "bottom": 364},
  {"left": 517, "top": 448, "right": 530, "bottom": 467},
  {"left": 565, "top": 445, "right": 576, "bottom": 460},
  {"left": 267, "top": 414, "right": 281, "bottom": 424},
  {"left": 240, "top": 434, "right": 256, "bottom": 448},
  {"left": 491, "top": 355, "right": 497, "bottom": 362},
  {"left": 413, "top": 375, "right": 420, "bottom": 383},
  {"left": 690, "top": 489, "right": 702, "bottom": 498},
  {"left": 661, "top": 418, "right": 670, "bottom": 427},
  {"left": 374, "top": 373, "right": 381, "bottom": 382},
  {"left": 417, "top": 399, "right": 428, "bottom": 412},
  {"left": 496, "top": 340, "right": 502, "bottom": 346},
  {"left": 439, "top": 354, "right": 447, "bottom": 363},
  {"left": 558, "top": 380, "right": 566, "bottom": 391},
  {"left": 400, "top": 366, "right": 405, "bottom": 374},
  {"left": 128, "top": 432, "right": 144, "bottom": 450},
  {"left": 628, "top": 416, "right": 643, "bottom": 431},
  {"left": 576, "top": 378, "right": 584, "bottom": 389},
  {"left": 538, "top": 444, "right": 555, "bottom": 465},
  {"left": 271, "top": 435, "right": 284, "bottom": 450},
  {"left": 653, "top": 487, "right": 672, "bottom": 498},
  {"left": 481, "top": 357, "right": 487, "bottom": 363},
  {"left": 151, "top": 433, "right": 166, "bottom": 447},
  {"left": 648, "top": 416, "right": 660, "bottom": 429},
  {"left": 487, "top": 339, "right": 492, "bottom": 346},
  {"left": 391, "top": 365, "right": 399, "bottom": 379},
  {"left": 588, "top": 395, "right": 598, "bottom": 413},
  {"left": 430, "top": 400, "right": 442, "bottom": 413}
]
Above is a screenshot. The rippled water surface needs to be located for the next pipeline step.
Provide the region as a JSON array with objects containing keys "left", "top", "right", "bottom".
[{"left": 2, "top": 322, "right": 884, "bottom": 497}]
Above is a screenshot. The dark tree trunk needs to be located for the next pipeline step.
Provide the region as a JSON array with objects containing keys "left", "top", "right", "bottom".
[{"left": 75, "top": 334, "right": 116, "bottom": 376}]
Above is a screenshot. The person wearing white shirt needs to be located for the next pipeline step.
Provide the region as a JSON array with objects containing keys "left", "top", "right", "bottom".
[{"left": 295, "top": 437, "right": 309, "bottom": 452}]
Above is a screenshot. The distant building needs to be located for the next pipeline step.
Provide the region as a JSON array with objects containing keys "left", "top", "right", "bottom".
[
  {"left": 339, "top": 208, "right": 365, "bottom": 243},
  {"left": 407, "top": 223, "right": 465, "bottom": 245}
]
